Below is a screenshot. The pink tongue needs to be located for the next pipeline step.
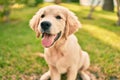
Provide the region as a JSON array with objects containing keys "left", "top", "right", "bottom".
[{"left": 42, "top": 34, "right": 56, "bottom": 47}]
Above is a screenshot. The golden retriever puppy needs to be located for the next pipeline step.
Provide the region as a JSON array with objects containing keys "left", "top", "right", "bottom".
[{"left": 30, "top": 5, "right": 90, "bottom": 80}]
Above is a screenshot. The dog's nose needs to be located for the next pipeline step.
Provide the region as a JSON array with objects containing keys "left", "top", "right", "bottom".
[{"left": 41, "top": 21, "right": 51, "bottom": 31}]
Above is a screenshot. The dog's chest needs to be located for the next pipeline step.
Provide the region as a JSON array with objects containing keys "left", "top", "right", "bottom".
[{"left": 45, "top": 49, "right": 63, "bottom": 66}]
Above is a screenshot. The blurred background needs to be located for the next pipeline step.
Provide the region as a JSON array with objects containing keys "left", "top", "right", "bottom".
[{"left": 0, "top": 0, "right": 120, "bottom": 80}]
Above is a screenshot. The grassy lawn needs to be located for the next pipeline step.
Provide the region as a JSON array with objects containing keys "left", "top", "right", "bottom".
[{"left": 0, "top": 3, "right": 120, "bottom": 80}]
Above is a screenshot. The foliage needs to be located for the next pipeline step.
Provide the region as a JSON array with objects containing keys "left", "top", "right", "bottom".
[
  {"left": 35, "top": 0, "right": 43, "bottom": 5},
  {"left": 16, "top": 0, "right": 28, "bottom": 4},
  {"left": 71, "top": 0, "right": 79, "bottom": 2},
  {"left": 0, "top": 0, "right": 11, "bottom": 22},
  {"left": 0, "top": 0, "right": 43, "bottom": 22},
  {"left": 62, "top": 0, "right": 79, "bottom": 3},
  {"left": 0, "top": 3, "right": 120, "bottom": 80}
]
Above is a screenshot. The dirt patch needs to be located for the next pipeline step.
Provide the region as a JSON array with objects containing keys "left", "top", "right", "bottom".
[
  {"left": 20, "top": 74, "right": 40, "bottom": 80},
  {"left": 2, "top": 74, "right": 40, "bottom": 80},
  {"left": 88, "top": 65, "right": 106, "bottom": 80},
  {"left": 2, "top": 65, "right": 118, "bottom": 80}
]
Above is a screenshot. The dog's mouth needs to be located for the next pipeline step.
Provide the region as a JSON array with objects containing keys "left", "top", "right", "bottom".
[{"left": 41, "top": 31, "right": 61, "bottom": 48}]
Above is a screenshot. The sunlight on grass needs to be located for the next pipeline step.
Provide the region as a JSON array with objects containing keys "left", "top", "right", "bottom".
[
  {"left": 38, "top": 2, "right": 55, "bottom": 7},
  {"left": 83, "top": 24, "right": 120, "bottom": 51},
  {"left": 95, "top": 6, "right": 102, "bottom": 11},
  {"left": 11, "top": 3, "right": 25, "bottom": 9},
  {"left": 97, "top": 13, "right": 117, "bottom": 21},
  {"left": 38, "top": 3, "right": 81, "bottom": 12},
  {"left": 61, "top": 3, "right": 81, "bottom": 12}
]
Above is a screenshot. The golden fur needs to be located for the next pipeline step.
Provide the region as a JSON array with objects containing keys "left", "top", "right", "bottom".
[{"left": 30, "top": 5, "right": 90, "bottom": 80}]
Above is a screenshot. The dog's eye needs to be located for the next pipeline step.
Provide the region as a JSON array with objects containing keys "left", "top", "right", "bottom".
[
  {"left": 56, "top": 15, "right": 62, "bottom": 19},
  {"left": 41, "top": 14, "right": 45, "bottom": 18}
]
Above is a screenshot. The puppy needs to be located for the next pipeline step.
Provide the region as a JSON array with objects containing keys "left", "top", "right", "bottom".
[{"left": 30, "top": 5, "right": 90, "bottom": 80}]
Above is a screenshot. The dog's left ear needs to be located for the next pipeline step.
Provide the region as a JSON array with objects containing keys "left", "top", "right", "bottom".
[{"left": 65, "top": 10, "right": 82, "bottom": 38}]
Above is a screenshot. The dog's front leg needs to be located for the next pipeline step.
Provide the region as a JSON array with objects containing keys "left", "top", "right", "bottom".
[
  {"left": 67, "top": 66, "right": 78, "bottom": 80},
  {"left": 49, "top": 65, "right": 61, "bottom": 80}
]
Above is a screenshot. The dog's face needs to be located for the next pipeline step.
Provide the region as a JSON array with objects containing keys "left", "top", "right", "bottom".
[{"left": 30, "top": 5, "right": 81, "bottom": 48}]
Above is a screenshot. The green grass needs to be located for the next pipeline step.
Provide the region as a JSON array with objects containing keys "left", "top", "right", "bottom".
[{"left": 0, "top": 3, "right": 120, "bottom": 80}]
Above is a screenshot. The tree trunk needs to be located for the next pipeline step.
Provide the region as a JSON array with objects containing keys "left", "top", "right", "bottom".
[
  {"left": 54, "top": 0, "right": 61, "bottom": 4},
  {"left": 0, "top": 5, "right": 10, "bottom": 22},
  {"left": 116, "top": 0, "right": 120, "bottom": 26},
  {"left": 102, "top": 0, "right": 114, "bottom": 11},
  {"left": 3, "top": 10, "right": 10, "bottom": 22},
  {"left": 87, "top": 0, "right": 101, "bottom": 19}
]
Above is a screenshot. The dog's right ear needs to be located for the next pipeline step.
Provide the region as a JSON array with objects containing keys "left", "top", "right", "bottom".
[
  {"left": 29, "top": 8, "right": 44, "bottom": 38},
  {"left": 29, "top": 14, "right": 40, "bottom": 38}
]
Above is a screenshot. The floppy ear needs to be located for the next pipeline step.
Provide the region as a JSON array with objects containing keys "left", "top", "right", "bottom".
[
  {"left": 29, "top": 14, "right": 40, "bottom": 38},
  {"left": 65, "top": 10, "right": 82, "bottom": 38},
  {"left": 29, "top": 8, "right": 44, "bottom": 38}
]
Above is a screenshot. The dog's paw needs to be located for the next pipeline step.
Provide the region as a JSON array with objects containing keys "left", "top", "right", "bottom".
[
  {"left": 40, "top": 75, "right": 49, "bottom": 80},
  {"left": 40, "top": 71, "right": 50, "bottom": 80}
]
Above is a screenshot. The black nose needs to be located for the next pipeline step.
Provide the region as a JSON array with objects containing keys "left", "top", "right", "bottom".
[{"left": 41, "top": 21, "right": 51, "bottom": 31}]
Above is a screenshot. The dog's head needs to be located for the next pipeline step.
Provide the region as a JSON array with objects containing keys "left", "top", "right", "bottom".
[{"left": 29, "top": 5, "right": 81, "bottom": 48}]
